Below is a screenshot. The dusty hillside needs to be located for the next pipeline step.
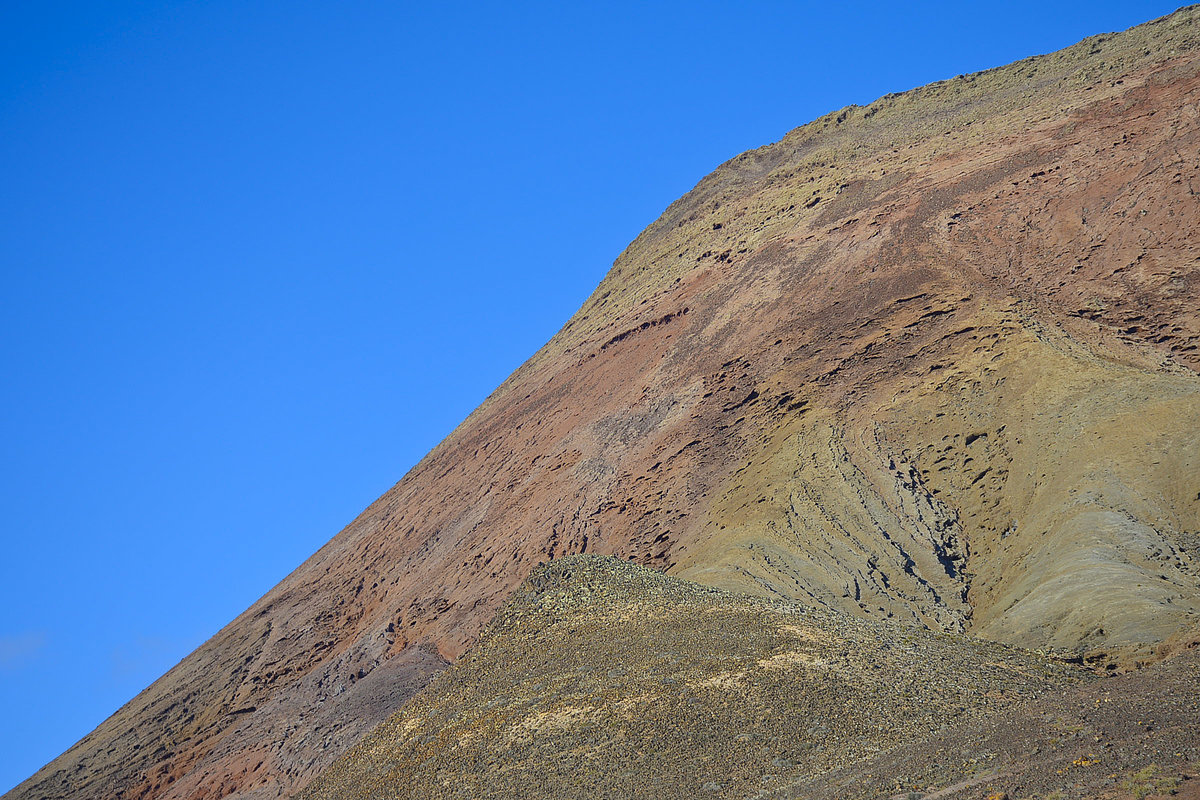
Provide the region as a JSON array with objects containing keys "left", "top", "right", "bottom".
[
  {"left": 786, "top": 632, "right": 1200, "bottom": 800},
  {"left": 297, "top": 556, "right": 1086, "bottom": 800},
  {"left": 300, "top": 557, "right": 1197, "bottom": 800},
  {"left": 8, "top": 7, "right": 1200, "bottom": 800}
]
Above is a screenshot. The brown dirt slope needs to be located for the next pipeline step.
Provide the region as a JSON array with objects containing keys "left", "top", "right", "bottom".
[
  {"left": 8, "top": 7, "right": 1200, "bottom": 800},
  {"left": 788, "top": 635, "right": 1200, "bottom": 800},
  {"left": 297, "top": 555, "right": 1087, "bottom": 800}
]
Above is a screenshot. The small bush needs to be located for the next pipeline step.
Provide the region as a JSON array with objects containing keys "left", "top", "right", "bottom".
[{"left": 1120, "top": 764, "right": 1181, "bottom": 799}]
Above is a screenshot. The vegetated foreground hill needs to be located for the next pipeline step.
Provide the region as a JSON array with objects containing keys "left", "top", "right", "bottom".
[
  {"left": 300, "top": 557, "right": 1199, "bottom": 800},
  {"left": 297, "top": 556, "right": 1091, "bottom": 800},
  {"left": 9, "top": 7, "right": 1200, "bottom": 800}
]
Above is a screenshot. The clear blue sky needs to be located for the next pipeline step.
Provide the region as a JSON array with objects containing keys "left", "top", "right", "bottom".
[{"left": 0, "top": 1, "right": 1180, "bottom": 792}]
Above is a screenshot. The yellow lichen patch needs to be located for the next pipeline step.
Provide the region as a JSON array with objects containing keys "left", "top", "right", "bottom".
[
  {"left": 506, "top": 704, "right": 598, "bottom": 743},
  {"left": 756, "top": 650, "right": 828, "bottom": 671},
  {"left": 687, "top": 670, "right": 748, "bottom": 690},
  {"left": 777, "top": 623, "right": 832, "bottom": 644},
  {"left": 610, "top": 693, "right": 660, "bottom": 716}
]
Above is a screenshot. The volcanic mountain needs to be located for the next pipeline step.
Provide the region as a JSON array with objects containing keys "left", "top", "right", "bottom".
[{"left": 9, "top": 7, "right": 1200, "bottom": 800}]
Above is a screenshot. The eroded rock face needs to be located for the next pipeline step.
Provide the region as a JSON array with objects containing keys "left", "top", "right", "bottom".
[{"left": 9, "top": 8, "right": 1200, "bottom": 800}]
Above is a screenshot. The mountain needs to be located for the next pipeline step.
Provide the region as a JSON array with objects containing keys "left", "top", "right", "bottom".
[{"left": 8, "top": 6, "right": 1200, "bottom": 800}]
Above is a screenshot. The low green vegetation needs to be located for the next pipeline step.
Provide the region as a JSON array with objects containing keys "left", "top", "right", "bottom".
[{"left": 1120, "top": 764, "right": 1182, "bottom": 799}]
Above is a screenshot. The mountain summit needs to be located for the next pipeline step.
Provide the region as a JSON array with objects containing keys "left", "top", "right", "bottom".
[{"left": 9, "top": 7, "right": 1200, "bottom": 800}]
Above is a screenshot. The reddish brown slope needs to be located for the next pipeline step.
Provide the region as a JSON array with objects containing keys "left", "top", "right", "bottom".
[{"left": 8, "top": 8, "right": 1200, "bottom": 800}]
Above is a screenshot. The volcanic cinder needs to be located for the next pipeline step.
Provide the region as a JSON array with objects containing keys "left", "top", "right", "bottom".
[{"left": 8, "top": 7, "right": 1200, "bottom": 800}]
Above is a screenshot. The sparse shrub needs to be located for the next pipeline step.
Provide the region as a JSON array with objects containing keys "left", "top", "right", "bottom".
[{"left": 1120, "top": 764, "right": 1182, "bottom": 799}]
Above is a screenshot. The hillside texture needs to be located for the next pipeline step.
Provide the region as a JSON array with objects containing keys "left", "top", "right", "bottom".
[
  {"left": 298, "top": 556, "right": 1091, "bottom": 800},
  {"left": 301, "top": 557, "right": 1199, "bottom": 800},
  {"left": 9, "top": 7, "right": 1200, "bottom": 800}
]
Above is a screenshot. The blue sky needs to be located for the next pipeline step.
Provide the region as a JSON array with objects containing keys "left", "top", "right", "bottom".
[{"left": 0, "top": 1, "right": 1181, "bottom": 792}]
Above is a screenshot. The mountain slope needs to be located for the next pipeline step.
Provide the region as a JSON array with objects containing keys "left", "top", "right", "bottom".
[
  {"left": 298, "top": 556, "right": 1086, "bottom": 800},
  {"left": 299, "top": 557, "right": 1199, "bottom": 800},
  {"left": 9, "top": 7, "right": 1200, "bottom": 800}
]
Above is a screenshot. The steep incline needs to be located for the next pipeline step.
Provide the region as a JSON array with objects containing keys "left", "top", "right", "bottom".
[{"left": 9, "top": 8, "right": 1200, "bottom": 800}]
